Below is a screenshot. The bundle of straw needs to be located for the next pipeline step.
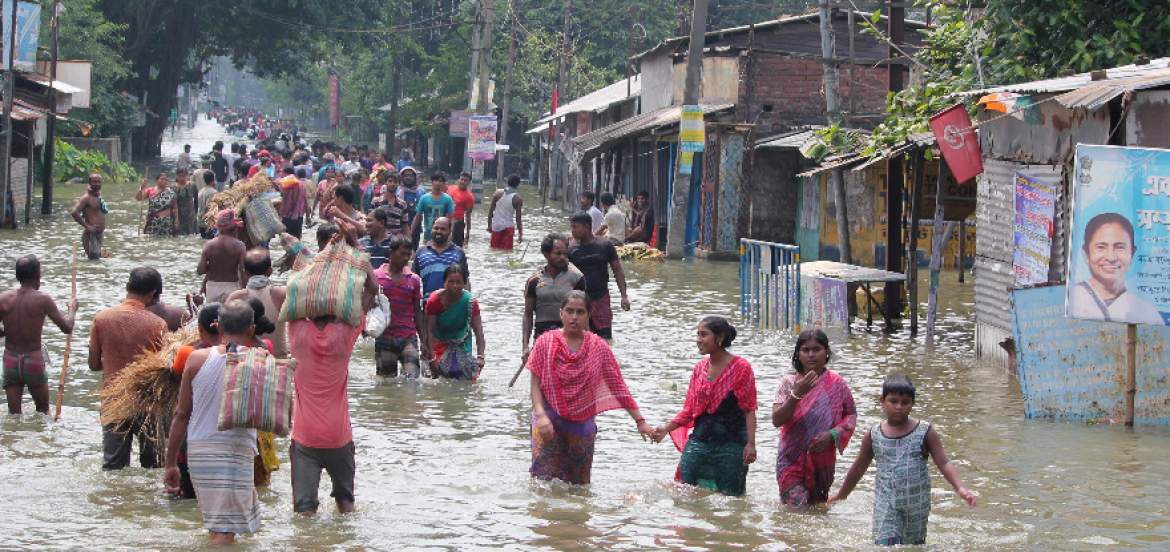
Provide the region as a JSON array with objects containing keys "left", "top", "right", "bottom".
[
  {"left": 201, "top": 174, "right": 276, "bottom": 227},
  {"left": 99, "top": 327, "right": 198, "bottom": 428}
]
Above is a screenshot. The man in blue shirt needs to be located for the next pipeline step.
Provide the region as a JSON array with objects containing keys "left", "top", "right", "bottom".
[
  {"left": 411, "top": 171, "right": 455, "bottom": 244},
  {"left": 412, "top": 217, "right": 469, "bottom": 300}
]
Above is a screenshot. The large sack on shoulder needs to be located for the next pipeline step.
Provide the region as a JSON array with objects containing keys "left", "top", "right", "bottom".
[
  {"left": 280, "top": 240, "right": 371, "bottom": 326},
  {"left": 244, "top": 192, "right": 285, "bottom": 244},
  {"left": 218, "top": 345, "right": 295, "bottom": 436}
]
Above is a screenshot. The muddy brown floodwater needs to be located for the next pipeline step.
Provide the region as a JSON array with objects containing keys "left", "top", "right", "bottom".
[{"left": 1, "top": 119, "right": 1169, "bottom": 550}]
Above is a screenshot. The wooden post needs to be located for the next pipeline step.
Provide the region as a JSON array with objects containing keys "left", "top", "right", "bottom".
[
  {"left": 958, "top": 218, "right": 966, "bottom": 283},
  {"left": 1126, "top": 323, "right": 1137, "bottom": 427},
  {"left": 925, "top": 161, "right": 951, "bottom": 344},
  {"left": 908, "top": 150, "right": 924, "bottom": 336}
]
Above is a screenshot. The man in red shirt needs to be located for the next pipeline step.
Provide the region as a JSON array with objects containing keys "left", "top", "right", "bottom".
[
  {"left": 449, "top": 171, "right": 476, "bottom": 247},
  {"left": 287, "top": 220, "right": 379, "bottom": 514},
  {"left": 89, "top": 267, "right": 168, "bottom": 470}
]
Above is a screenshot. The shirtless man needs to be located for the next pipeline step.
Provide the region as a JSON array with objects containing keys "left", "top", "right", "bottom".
[
  {"left": 227, "top": 248, "right": 288, "bottom": 357},
  {"left": 70, "top": 173, "right": 107, "bottom": 260},
  {"left": 0, "top": 255, "right": 77, "bottom": 414},
  {"left": 197, "top": 209, "right": 246, "bottom": 303},
  {"left": 146, "top": 280, "right": 188, "bottom": 332}
]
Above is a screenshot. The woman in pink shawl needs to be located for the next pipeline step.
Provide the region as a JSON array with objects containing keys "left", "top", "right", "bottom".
[
  {"left": 772, "top": 329, "right": 856, "bottom": 508},
  {"left": 527, "top": 291, "right": 654, "bottom": 484},
  {"left": 654, "top": 316, "right": 757, "bottom": 496}
]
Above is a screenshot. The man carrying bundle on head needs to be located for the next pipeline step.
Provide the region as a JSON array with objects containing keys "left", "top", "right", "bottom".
[
  {"left": 0, "top": 255, "right": 78, "bottom": 414},
  {"left": 282, "top": 215, "right": 379, "bottom": 514}
]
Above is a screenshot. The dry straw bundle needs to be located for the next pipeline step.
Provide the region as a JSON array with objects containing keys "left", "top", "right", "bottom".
[
  {"left": 99, "top": 327, "right": 198, "bottom": 428},
  {"left": 201, "top": 174, "right": 276, "bottom": 227}
]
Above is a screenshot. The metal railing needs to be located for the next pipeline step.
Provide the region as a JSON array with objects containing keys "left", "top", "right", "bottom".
[{"left": 740, "top": 238, "right": 801, "bottom": 331}]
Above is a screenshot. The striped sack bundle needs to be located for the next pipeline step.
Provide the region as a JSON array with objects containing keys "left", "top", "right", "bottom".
[
  {"left": 218, "top": 346, "right": 295, "bottom": 436},
  {"left": 280, "top": 241, "right": 372, "bottom": 326},
  {"left": 244, "top": 193, "right": 285, "bottom": 244}
]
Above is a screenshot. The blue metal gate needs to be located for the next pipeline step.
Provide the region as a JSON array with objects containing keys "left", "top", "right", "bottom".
[{"left": 740, "top": 238, "right": 801, "bottom": 331}]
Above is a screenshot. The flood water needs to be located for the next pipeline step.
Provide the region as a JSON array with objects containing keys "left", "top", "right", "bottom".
[{"left": 2, "top": 119, "right": 1169, "bottom": 550}]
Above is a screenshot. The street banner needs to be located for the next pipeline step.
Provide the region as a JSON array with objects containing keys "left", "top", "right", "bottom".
[
  {"left": 328, "top": 74, "right": 340, "bottom": 127},
  {"left": 680, "top": 105, "right": 705, "bottom": 153},
  {"left": 2, "top": 0, "right": 39, "bottom": 71},
  {"left": 929, "top": 104, "right": 983, "bottom": 183},
  {"left": 1066, "top": 144, "right": 1170, "bottom": 325},
  {"left": 468, "top": 115, "right": 497, "bottom": 161},
  {"left": 449, "top": 110, "right": 469, "bottom": 137},
  {"left": 1013, "top": 171, "right": 1057, "bottom": 286}
]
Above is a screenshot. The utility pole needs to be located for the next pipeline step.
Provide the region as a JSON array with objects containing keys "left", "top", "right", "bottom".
[
  {"left": 884, "top": 0, "right": 906, "bottom": 321},
  {"left": 464, "top": 0, "right": 483, "bottom": 175},
  {"left": 0, "top": 0, "right": 17, "bottom": 229},
  {"left": 474, "top": 0, "right": 493, "bottom": 196},
  {"left": 496, "top": 0, "right": 518, "bottom": 184},
  {"left": 820, "top": 1, "right": 851, "bottom": 264},
  {"left": 549, "top": 0, "right": 571, "bottom": 203},
  {"left": 41, "top": 0, "right": 61, "bottom": 215},
  {"left": 665, "top": 0, "right": 709, "bottom": 260}
]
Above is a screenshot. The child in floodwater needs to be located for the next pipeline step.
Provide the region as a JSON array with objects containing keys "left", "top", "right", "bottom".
[{"left": 829, "top": 374, "right": 976, "bottom": 546}]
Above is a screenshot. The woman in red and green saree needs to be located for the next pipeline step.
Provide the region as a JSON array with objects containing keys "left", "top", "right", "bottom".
[
  {"left": 772, "top": 329, "right": 856, "bottom": 508},
  {"left": 654, "top": 316, "right": 757, "bottom": 496},
  {"left": 425, "top": 265, "right": 485, "bottom": 380},
  {"left": 527, "top": 290, "right": 654, "bottom": 485}
]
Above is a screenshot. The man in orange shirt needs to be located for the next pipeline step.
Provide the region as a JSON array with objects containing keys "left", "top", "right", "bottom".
[
  {"left": 449, "top": 171, "right": 476, "bottom": 247},
  {"left": 89, "top": 267, "right": 168, "bottom": 470}
]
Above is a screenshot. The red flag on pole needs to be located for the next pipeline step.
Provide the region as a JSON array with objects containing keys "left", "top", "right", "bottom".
[{"left": 929, "top": 104, "right": 983, "bottom": 183}]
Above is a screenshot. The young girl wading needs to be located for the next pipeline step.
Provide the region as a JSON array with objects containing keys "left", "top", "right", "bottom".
[{"left": 653, "top": 316, "right": 758, "bottom": 496}]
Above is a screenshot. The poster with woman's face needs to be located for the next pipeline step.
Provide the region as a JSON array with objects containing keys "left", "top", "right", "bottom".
[{"left": 1066, "top": 144, "right": 1170, "bottom": 325}]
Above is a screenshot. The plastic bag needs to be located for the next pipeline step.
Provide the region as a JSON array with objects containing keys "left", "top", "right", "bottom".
[{"left": 363, "top": 293, "right": 391, "bottom": 337}]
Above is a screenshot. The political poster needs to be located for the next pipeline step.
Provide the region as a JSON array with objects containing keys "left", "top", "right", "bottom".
[
  {"left": 448, "top": 110, "right": 470, "bottom": 137},
  {"left": 467, "top": 115, "right": 497, "bottom": 161},
  {"left": 1066, "top": 144, "right": 1170, "bottom": 325},
  {"left": 1013, "top": 172, "right": 1057, "bottom": 286}
]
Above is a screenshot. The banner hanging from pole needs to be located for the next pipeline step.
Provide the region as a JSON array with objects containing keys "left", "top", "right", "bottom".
[
  {"left": 328, "top": 74, "right": 340, "bottom": 127},
  {"left": 468, "top": 115, "right": 498, "bottom": 161}
]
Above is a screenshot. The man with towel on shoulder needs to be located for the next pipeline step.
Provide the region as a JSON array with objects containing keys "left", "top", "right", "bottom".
[{"left": 198, "top": 209, "right": 246, "bottom": 303}]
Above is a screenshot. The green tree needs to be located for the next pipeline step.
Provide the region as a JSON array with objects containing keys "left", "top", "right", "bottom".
[{"left": 983, "top": 0, "right": 1170, "bottom": 82}]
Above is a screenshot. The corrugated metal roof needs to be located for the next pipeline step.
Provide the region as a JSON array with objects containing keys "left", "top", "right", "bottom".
[
  {"left": 964, "top": 57, "right": 1170, "bottom": 110},
  {"left": 633, "top": 9, "right": 927, "bottom": 61},
  {"left": 10, "top": 99, "right": 46, "bottom": 121},
  {"left": 570, "top": 103, "right": 733, "bottom": 163},
  {"left": 524, "top": 121, "right": 549, "bottom": 135},
  {"left": 755, "top": 128, "right": 823, "bottom": 149},
  {"left": 528, "top": 75, "right": 641, "bottom": 130}
]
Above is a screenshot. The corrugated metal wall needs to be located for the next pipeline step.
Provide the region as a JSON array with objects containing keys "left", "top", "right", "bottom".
[
  {"left": 1013, "top": 285, "right": 1170, "bottom": 425},
  {"left": 975, "top": 159, "right": 1066, "bottom": 362}
]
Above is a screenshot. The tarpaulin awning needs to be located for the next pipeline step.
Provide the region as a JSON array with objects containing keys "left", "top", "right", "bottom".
[{"left": 570, "top": 103, "right": 733, "bottom": 164}]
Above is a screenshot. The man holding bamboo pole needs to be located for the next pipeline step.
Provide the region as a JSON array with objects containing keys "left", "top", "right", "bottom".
[{"left": 0, "top": 255, "right": 77, "bottom": 414}]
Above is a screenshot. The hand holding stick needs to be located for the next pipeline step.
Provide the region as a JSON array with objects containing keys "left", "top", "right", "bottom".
[{"left": 53, "top": 245, "right": 78, "bottom": 421}]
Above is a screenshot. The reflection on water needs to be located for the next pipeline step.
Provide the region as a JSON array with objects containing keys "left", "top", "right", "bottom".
[{"left": 2, "top": 119, "right": 1169, "bottom": 549}]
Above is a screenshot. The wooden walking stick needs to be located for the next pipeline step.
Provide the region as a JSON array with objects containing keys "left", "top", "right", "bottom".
[{"left": 53, "top": 245, "right": 78, "bottom": 421}]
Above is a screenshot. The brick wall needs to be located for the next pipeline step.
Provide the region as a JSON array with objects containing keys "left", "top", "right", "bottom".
[{"left": 737, "top": 56, "right": 890, "bottom": 135}]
